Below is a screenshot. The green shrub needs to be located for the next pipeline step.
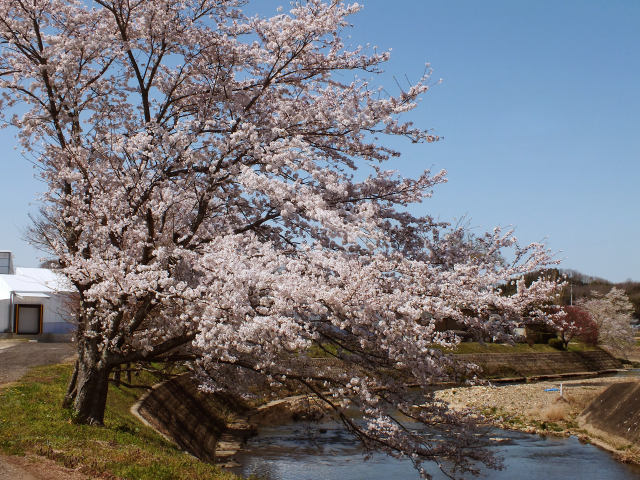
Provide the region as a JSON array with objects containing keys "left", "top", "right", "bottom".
[{"left": 548, "top": 338, "right": 565, "bottom": 350}]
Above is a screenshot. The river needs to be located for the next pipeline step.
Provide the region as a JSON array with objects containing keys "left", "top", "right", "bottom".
[{"left": 232, "top": 420, "right": 640, "bottom": 480}]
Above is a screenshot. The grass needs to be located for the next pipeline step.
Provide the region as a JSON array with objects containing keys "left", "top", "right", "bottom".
[
  {"left": 535, "top": 420, "right": 564, "bottom": 433},
  {"left": 447, "top": 343, "right": 555, "bottom": 354},
  {"left": 479, "top": 406, "right": 567, "bottom": 435},
  {"left": 306, "top": 343, "right": 340, "bottom": 358},
  {"left": 0, "top": 364, "right": 239, "bottom": 480},
  {"left": 539, "top": 403, "right": 570, "bottom": 422},
  {"left": 566, "top": 342, "right": 600, "bottom": 353}
]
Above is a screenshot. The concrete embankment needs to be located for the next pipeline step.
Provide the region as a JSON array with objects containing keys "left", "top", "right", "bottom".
[
  {"left": 578, "top": 381, "right": 640, "bottom": 450},
  {"left": 131, "top": 374, "right": 322, "bottom": 467},
  {"left": 456, "top": 349, "right": 621, "bottom": 380},
  {"left": 132, "top": 350, "right": 626, "bottom": 468},
  {"left": 132, "top": 374, "right": 255, "bottom": 465}
]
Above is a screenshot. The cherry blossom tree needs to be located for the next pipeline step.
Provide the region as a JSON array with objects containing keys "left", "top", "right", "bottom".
[
  {"left": 0, "top": 1, "right": 561, "bottom": 477},
  {"left": 579, "top": 287, "right": 634, "bottom": 355}
]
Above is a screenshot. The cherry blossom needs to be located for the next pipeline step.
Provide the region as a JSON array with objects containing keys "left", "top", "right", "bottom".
[
  {"left": 0, "top": 1, "right": 561, "bottom": 477},
  {"left": 579, "top": 287, "right": 634, "bottom": 355}
]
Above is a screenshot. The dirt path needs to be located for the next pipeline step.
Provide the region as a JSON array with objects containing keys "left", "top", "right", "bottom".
[
  {"left": 0, "top": 455, "right": 89, "bottom": 480},
  {"left": 0, "top": 340, "right": 90, "bottom": 479}
]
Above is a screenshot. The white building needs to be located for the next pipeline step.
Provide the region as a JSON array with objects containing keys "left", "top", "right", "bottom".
[{"left": 0, "top": 251, "right": 76, "bottom": 335}]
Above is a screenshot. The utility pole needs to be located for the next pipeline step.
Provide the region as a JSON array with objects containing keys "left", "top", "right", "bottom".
[{"left": 570, "top": 283, "right": 573, "bottom": 306}]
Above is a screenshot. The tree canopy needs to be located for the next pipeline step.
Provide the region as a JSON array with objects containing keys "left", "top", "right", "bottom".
[
  {"left": 0, "top": 1, "right": 560, "bottom": 477},
  {"left": 579, "top": 287, "right": 635, "bottom": 355},
  {"left": 554, "top": 305, "right": 598, "bottom": 349}
]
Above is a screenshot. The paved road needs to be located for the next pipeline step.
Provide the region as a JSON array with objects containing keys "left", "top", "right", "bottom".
[{"left": 0, "top": 340, "right": 75, "bottom": 385}]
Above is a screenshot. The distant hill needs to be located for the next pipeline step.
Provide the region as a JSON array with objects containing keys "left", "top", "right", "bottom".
[
  {"left": 558, "top": 269, "right": 640, "bottom": 322},
  {"left": 502, "top": 269, "right": 640, "bottom": 322}
]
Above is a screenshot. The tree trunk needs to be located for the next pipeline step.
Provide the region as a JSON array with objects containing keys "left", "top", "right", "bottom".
[
  {"left": 73, "top": 345, "right": 112, "bottom": 425},
  {"left": 113, "top": 364, "right": 121, "bottom": 387},
  {"left": 62, "top": 360, "right": 79, "bottom": 409}
]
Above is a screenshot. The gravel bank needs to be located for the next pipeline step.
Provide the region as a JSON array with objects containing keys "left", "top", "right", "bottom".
[{"left": 435, "top": 374, "right": 640, "bottom": 463}]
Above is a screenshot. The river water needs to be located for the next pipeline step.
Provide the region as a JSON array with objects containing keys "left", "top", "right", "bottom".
[{"left": 232, "top": 420, "right": 640, "bottom": 480}]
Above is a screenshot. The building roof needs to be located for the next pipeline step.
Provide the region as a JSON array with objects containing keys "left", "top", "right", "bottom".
[{"left": 0, "top": 267, "right": 75, "bottom": 300}]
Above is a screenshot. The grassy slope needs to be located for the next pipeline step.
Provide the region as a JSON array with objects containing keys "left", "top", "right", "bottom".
[
  {"left": 0, "top": 343, "right": 604, "bottom": 478},
  {"left": 0, "top": 364, "right": 238, "bottom": 480}
]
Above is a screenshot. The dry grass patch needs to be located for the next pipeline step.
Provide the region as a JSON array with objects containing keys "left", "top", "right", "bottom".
[{"left": 538, "top": 401, "right": 570, "bottom": 422}]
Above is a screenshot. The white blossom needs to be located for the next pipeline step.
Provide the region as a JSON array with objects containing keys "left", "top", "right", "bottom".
[{"left": 0, "top": 1, "right": 561, "bottom": 477}]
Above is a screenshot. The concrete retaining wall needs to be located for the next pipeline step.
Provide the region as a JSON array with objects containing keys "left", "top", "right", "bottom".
[
  {"left": 132, "top": 351, "right": 623, "bottom": 464},
  {"left": 134, "top": 374, "right": 232, "bottom": 463},
  {"left": 455, "top": 350, "right": 621, "bottom": 379},
  {"left": 579, "top": 381, "right": 640, "bottom": 445}
]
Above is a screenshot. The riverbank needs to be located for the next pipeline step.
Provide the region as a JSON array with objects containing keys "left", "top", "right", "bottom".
[
  {"left": 0, "top": 363, "right": 237, "bottom": 480},
  {"left": 434, "top": 374, "right": 640, "bottom": 464},
  {"left": 134, "top": 374, "right": 328, "bottom": 467}
]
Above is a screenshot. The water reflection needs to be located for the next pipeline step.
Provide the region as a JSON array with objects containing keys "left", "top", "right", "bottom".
[{"left": 233, "top": 421, "right": 640, "bottom": 480}]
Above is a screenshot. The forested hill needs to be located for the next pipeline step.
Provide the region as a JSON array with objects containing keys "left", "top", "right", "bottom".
[{"left": 505, "top": 269, "right": 640, "bottom": 322}]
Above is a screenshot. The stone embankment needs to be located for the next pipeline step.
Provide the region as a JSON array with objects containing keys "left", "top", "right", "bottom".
[{"left": 456, "top": 349, "right": 622, "bottom": 380}]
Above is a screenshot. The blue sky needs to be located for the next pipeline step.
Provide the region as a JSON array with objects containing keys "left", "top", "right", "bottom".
[
  {"left": 345, "top": 0, "right": 640, "bottom": 283},
  {"left": 0, "top": 0, "right": 638, "bottom": 282}
]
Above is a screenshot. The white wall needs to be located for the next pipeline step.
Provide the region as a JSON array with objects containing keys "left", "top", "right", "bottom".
[
  {"left": 10, "top": 293, "right": 75, "bottom": 334},
  {"left": 42, "top": 293, "right": 75, "bottom": 333},
  {"left": 0, "top": 298, "right": 10, "bottom": 333}
]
